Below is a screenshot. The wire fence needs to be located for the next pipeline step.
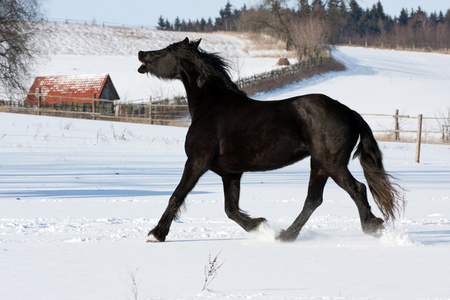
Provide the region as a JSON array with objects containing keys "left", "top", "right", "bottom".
[
  {"left": 42, "top": 17, "right": 157, "bottom": 30},
  {"left": 0, "top": 92, "right": 190, "bottom": 125},
  {"left": 361, "top": 111, "right": 450, "bottom": 163},
  {"left": 1, "top": 92, "right": 449, "bottom": 162},
  {"left": 337, "top": 37, "right": 450, "bottom": 53},
  {"left": 2, "top": 92, "right": 449, "bottom": 140}
]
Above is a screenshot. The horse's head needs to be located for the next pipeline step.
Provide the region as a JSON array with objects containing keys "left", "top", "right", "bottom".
[{"left": 138, "top": 37, "right": 201, "bottom": 80}]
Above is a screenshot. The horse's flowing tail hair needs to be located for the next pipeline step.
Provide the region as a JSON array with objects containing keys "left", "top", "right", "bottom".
[{"left": 353, "top": 112, "right": 405, "bottom": 222}]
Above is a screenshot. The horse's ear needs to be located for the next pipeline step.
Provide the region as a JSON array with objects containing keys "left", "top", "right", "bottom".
[
  {"left": 192, "top": 39, "right": 202, "bottom": 48},
  {"left": 182, "top": 37, "right": 189, "bottom": 45}
]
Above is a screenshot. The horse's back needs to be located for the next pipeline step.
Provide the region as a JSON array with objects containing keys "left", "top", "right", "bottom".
[{"left": 292, "top": 93, "right": 355, "bottom": 120}]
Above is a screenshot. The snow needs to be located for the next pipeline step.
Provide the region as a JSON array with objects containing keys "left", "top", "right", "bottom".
[
  {"left": 1, "top": 24, "right": 450, "bottom": 299},
  {"left": 1, "top": 113, "right": 449, "bottom": 299},
  {"left": 255, "top": 46, "right": 450, "bottom": 117}
]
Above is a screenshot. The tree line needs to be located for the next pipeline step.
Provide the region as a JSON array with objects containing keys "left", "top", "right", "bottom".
[
  {"left": 157, "top": 0, "right": 450, "bottom": 60},
  {"left": 157, "top": 2, "right": 240, "bottom": 32}
]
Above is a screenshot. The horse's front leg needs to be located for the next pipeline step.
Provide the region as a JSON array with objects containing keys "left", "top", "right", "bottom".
[{"left": 148, "top": 159, "right": 207, "bottom": 242}]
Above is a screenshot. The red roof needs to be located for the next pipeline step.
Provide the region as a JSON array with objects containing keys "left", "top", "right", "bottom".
[{"left": 25, "top": 74, "right": 119, "bottom": 104}]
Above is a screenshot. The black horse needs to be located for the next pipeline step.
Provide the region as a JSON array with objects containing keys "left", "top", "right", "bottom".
[{"left": 138, "top": 38, "right": 402, "bottom": 242}]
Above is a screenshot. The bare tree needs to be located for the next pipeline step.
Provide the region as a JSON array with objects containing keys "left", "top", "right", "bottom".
[
  {"left": 243, "top": 0, "right": 295, "bottom": 50},
  {"left": 0, "top": 0, "right": 43, "bottom": 92},
  {"left": 290, "top": 16, "right": 331, "bottom": 62}
]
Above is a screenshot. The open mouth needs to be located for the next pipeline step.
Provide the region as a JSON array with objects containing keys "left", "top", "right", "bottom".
[{"left": 138, "top": 63, "right": 148, "bottom": 74}]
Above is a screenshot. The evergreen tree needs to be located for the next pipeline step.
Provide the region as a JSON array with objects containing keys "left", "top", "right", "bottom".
[
  {"left": 327, "top": 0, "right": 342, "bottom": 42},
  {"left": 375, "top": 1, "right": 386, "bottom": 21},
  {"left": 218, "top": 1, "right": 233, "bottom": 30},
  {"left": 399, "top": 8, "right": 409, "bottom": 26},
  {"left": 174, "top": 17, "right": 181, "bottom": 31},
  {"left": 339, "top": 0, "right": 347, "bottom": 15},
  {"left": 164, "top": 19, "right": 172, "bottom": 31},
  {"left": 207, "top": 17, "right": 214, "bottom": 30},
  {"left": 157, "top": 15, "right": 165, "bottom": 30},
  {"left": 220, "top": 1, "right": 233, "bottom": 19},
  {"left": 298, "top": 0, "right": 310, "bottom": 17},
  {"left": 311, "top": 0, "right": 326, "bottom": 18},
  {"left": 438, "top": 11, "right": 445, "bottom": 23},
  {"left": 445, "top": 9, "right": 450, "bottom": 27},
  {"left": 200, "top": 18, "right": 206, "bottom": 31},
  {"left": 367, "top": 5, "right": 381, "bottom": 35},
  {"left": 349, "top": 0, "right": 364, "bottom": 36}
]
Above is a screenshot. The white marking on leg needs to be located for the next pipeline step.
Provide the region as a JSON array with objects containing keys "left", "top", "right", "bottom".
[{"left": 146, "top": 233, "right": 161, "bottom": 243}]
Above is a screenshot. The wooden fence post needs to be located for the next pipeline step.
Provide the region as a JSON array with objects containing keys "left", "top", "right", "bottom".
[
  {"left": 394, "top": 109, "right": 399, "bottom": 141},
  {"left": 37, "top": 88, "right": 42, "bottom": 109},
  {"left": 114, "top": 101, "right": 119, "bottom": 117},
  {"left": 92, "top": 93, "right": 96, "bottom": 113},
  {"left": 92, "top": 93, "right": 96, "bottom": 120},
  {"left": 149, "top": 96, "right": 152, "bottom": 124},
  {"left": 443, "top": 125, "right": 449, "bottom": 142},
  {"left": 415, "top": 114, "right": 423, "bottom": 163}
]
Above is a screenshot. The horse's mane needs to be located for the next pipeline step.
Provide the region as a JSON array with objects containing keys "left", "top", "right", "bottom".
[{"left": 175, "top": 40, "right": 246, "bottom": 96}]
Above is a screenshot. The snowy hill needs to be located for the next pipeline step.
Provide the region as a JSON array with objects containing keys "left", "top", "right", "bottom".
[
  {"left": 36, "top": 22, "right": 248, "bottom": 57},
  {"left": 32, "top": 22, "right": 291, "bottom": 101}
]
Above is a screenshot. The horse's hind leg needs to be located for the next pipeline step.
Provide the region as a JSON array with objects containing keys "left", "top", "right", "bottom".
[
  {"left": 330, "top": 167, "right": 384, "bottom": 237},
  {"left": 222, "top": 173, "right": 266, "bottom": 231},
  {"left": 277, "top": 165, "right": 328, "bottom": 242}
]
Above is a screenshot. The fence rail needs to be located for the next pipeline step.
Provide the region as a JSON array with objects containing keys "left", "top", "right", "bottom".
[
  {"left": 0, "top": 92, "right": 191, "bottom": 126},
  {"left": 236, "top": 57, "right": 333, "bottom": 89},
  {"left": 236, "top": 57, "right": 342, "bottom": 95},
  {"left": 337, "top": 37, "right": 450, "bottom": 53},
  {"left": 42, "top": 17, "right": 157, "bottom": 30},
  {"left": 1, "top": 92, "right": 449, "bottom": 162}
]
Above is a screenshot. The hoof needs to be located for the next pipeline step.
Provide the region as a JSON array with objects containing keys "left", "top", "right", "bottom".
[
  {"left": 362, "top": 218, "right": 385, "bottom": 239},
  {"left": 276, "top": 229, "right": 299, "bottom": 242},
  {"left": 243, "top": 217, "right": 267, "bottom": 232},
  {"left": 146, "top": 234, "right": 163, "bottom": 243},
  {"left": 252, "top": 218, "right": 267, "bottom": 230},
  {"left": 146, "top": 230, "right": 165, "bottom": 243}
]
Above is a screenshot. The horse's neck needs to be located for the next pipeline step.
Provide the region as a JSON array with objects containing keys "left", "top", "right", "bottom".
[
  {"left": 181, "top": 73, "right": 229, "bottom": 120},
  {"left": 184, "top": 84, "right": 215, "bottom": 120}
]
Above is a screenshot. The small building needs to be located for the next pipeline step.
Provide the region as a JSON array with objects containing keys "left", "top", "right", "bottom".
[{"left": 25, "top": 74, "right": 120, "bottom": 106}]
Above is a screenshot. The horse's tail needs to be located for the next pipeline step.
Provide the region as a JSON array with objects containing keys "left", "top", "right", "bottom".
[{"left": 352, "top": 112, "right": 404, "bottom": 222}]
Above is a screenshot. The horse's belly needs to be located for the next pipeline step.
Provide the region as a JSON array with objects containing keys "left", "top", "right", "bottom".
[{"left": 213, "top": 143, "right": 309, "bottom": 173}]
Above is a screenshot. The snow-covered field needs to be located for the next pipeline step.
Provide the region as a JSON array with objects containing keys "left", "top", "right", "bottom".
[{"left": 1, "top": 24, "right": 450, "bottom": 299}]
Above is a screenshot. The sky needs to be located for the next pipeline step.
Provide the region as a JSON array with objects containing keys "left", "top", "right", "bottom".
[{"left": 43, "top": 0, "right": 450, "bottom": 29}]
